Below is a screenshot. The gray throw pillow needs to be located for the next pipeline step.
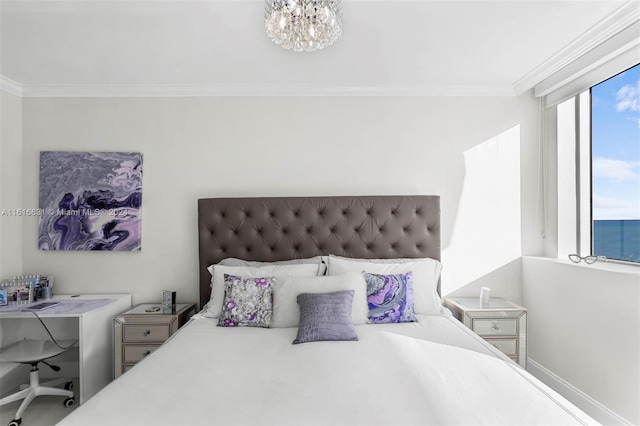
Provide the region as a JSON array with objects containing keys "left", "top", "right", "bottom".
[{"left": 293, "top": 290, "right": 358, "bottom": 344}]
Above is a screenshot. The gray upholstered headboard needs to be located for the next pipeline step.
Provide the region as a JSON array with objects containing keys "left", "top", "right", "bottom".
[{"left": 198, "top": 195, "right": 440, "bottom": 308}]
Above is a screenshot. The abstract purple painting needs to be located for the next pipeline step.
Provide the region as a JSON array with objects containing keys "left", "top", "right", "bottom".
[{"left": 39, "top": 151, "right": 143, "bottom": 251}]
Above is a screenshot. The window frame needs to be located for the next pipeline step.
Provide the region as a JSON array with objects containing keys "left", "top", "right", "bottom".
[{"left": 585, "top": 64, "right": 640, "bottom": 265}]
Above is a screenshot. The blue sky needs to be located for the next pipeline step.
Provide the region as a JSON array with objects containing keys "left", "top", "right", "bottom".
[{"left": 591, "top": 63, "right": 640, "bottom": 220}]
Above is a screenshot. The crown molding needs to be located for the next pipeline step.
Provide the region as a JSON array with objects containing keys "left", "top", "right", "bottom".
[
  {"left": 535, "top": 25, "right": 640, "bottom": 102},
  {"left": 0, "top": 76, "right": 23, "bottom": 97},
  {"left": 514, "top": 0, "right": 640, "bottom": 95},
  {"left": 16, "top": 84, "right": 515, "bottom": 98}
]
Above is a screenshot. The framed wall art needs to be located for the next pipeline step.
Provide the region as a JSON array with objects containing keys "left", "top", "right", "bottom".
[{"left": 38, "top": 151, "right": 143, "bottom": 251}]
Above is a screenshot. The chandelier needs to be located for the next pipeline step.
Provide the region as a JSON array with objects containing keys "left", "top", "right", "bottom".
[{"left": 265, "top": 0, "right": 342, "bottom": 52}]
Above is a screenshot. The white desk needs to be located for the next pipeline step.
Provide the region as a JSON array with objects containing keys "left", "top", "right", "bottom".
[{"left": 0, "top": 294, "right": 131, "bottom": 403}]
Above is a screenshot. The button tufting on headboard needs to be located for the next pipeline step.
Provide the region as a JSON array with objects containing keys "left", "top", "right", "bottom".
[{"left": 198, "top": 195, "right": 440, "bottom": 308}]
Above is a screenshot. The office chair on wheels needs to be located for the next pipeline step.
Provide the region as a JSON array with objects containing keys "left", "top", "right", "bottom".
[{"left": 0, "top": 312, "right": 77, "bottom": 426}]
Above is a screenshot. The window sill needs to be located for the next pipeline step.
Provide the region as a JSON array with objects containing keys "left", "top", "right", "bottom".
[{"left": 523, "top": 256, "right": 640, "bottom": 275}]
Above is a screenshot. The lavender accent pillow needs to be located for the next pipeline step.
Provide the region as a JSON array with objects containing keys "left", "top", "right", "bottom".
[
  {"left": 293, "top": 291, "right": 358, "bottom": 344},
  {"left": 218, "top": 274, "right": 274, "bottom": 328},
  {"left": 364, "top": 271, "right": 416, "bottom": 324}
]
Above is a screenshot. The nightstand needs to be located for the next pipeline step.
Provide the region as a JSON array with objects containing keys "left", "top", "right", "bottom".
[
  {"left": 444, "top": 297, "right": 527, "bottom": 368},
  {"left": 114, "top": 303, "right": 197, "bottom": 378}
]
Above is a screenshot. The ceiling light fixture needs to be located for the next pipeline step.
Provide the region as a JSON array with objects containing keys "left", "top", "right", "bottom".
[{"left": 265, "top": 0, "right": 342, "bottom": 52}]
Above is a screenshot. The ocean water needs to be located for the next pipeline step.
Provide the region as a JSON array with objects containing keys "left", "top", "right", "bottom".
[{"left": 593, "top": 220, "right": 640, "bottom": 263}]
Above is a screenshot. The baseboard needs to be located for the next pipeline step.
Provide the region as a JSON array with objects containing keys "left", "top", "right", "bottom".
[{"left": 527, "top": 358, "right": 632, "bottom": 425}]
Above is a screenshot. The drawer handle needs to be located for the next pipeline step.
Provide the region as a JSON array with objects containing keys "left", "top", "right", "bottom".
[
  {"left": 142, "top": 350, "right": 151, "bottom": 357},
  {"left": 491, "top": 322, "right": 501, "bottom": 332},
  {"left": 142, "top": 330, "right": 151, "bottom": 336}
]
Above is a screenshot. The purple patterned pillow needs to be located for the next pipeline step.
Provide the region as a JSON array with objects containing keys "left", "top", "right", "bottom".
[
  {"left": 217, "top": 274, "right": 274, "bottom": 328},
  {"left": 364, "top": 271, "right": 416, "bottom": 324}
]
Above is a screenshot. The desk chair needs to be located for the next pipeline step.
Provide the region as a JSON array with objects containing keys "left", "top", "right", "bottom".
[{"left": 0, "top": 335, "right": 76, "bottom": 426}]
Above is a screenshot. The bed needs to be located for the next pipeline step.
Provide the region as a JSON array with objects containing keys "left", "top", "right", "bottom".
[{"left": 60, "top": 195, "right": 597, "bottom": 425}]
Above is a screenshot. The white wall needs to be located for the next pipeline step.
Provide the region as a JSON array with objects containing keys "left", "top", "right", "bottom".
[
  {"left": 8, "top": 91, "right": 638, "bottom": 424},
  {"left": 0, "top": 90, "right": 23, "bottom": 278},
  {"left": 444, "top": 125, "right": 523, "bottom": 303},
  {"left": 523, "top": 257, "right": 639, "bottom": 425},
  {"left": 19, "top": 95, "right": 540, "bottom": 305},
  {"left": 0, "top": 90, "right": 25, "bottom": 384},
  {"left": 522, "top": 93, "right": 640, "bottom": 425}
]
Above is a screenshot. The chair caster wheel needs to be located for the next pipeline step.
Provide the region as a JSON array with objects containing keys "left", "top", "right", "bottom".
[
  {"left": 64, "top": 397, "right": 75, "bottom": 407},
  {"left": 8, "top": 419, "right": 22, "bottom": 426},
  {"left": 64, "top": 381, "right": 73, "bottom": 391}
]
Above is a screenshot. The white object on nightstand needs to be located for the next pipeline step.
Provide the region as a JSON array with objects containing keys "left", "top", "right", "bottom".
[
  {"left": 479, "top": 287, "right": 491, "bottom": 306},
  {"left": 444, "top": 297, "right": 527, "bottom": 368}
]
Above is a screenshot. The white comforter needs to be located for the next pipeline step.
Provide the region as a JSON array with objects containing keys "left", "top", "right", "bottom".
[{"left": 61, "top": 313, "right": 596, "bottom": 425}]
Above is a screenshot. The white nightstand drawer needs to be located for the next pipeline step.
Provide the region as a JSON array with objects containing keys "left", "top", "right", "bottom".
[
  {"left": 444, "top": 297, "right": 527, "bottom": 368},
  {"left": 472, "top": 318, "right": 518, "bottom": 336},
  {"left": 123, "top": 324, "right": 170, "bottom": 343},
  {"left": 114, "top": 303, "right": 197, "bottom": 378},
  {"left": 123, "top": 345, "right": 160, "bottom": 363},
  {"left": 486, "top": 338, "right": 517, "bottom": 356}
]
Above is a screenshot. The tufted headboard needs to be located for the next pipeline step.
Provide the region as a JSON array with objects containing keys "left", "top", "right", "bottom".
[{"left": 198, "top": 195, "right": 440, "bottom": 308}]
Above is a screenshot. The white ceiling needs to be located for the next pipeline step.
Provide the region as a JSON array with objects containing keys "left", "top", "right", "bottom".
[{"left": 0, "top": 0, "right": 636, "bottom": 96}]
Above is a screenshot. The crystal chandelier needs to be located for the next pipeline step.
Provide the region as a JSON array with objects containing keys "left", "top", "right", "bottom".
[{"left": 265, "top": 0, "right": 342, "bottom": 52}]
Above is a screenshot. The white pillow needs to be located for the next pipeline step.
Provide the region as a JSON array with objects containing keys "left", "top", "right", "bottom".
[
  {"left": 327, "top": 255, "right": 443, "bottom": 315},
  {"left": 272, "top": 273, "right": 368, "bottom": 328},
  {"left": 218, "top": 256, "right": 327, "bottom": 275},
  {"left": 205, "top": 263, "right": 320, "bottom": 318}
]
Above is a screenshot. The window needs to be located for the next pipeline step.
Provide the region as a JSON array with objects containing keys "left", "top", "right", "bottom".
[
  {"left": 591, "top": 63, "right": 640, "bottom": 263},
  {"left": 536, "top": 20, "right": 639, "bottom": 265}
]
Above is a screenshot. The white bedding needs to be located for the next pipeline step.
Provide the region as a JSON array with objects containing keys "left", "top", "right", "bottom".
[{"left": 61, "top": 312, "right": 597, "bottom": 426}]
